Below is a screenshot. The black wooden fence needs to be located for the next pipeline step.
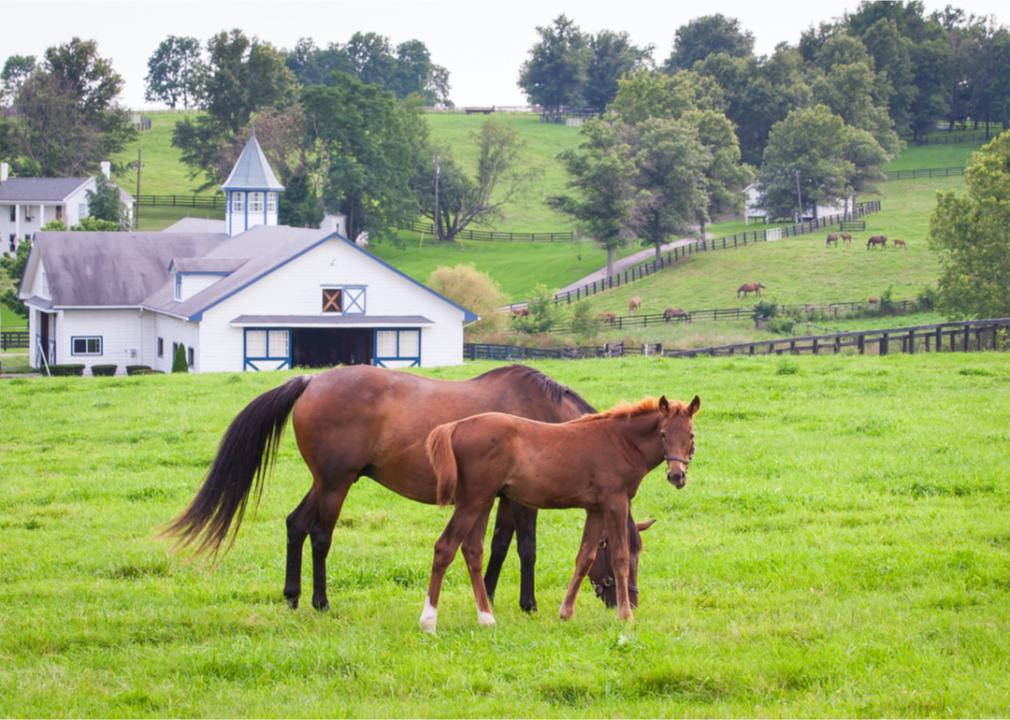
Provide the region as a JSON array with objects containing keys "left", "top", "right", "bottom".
[
  {"left": 913, "top": 130, "right": 991, "bottom": 145},
  {"left": 397, "top": 219, "right": 573, "bottom": 242},
  {"left": 464, "top": 318, "right": 1010, "bottom": 361},
  {"left": 884, "top": 166, "right": 966, "bottom": 180},
  {"left": 135, "top": 194, "right": 225, "bottom": 209},
  {"left": 1, "top": 330, "right": 29, "bottom": 350}
]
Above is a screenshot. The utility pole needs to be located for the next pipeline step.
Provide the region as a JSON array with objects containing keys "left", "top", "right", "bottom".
[
  {"left": 135, "top": 148, "right": 142, "bottom": 230},
  {"left": 433, "top": 155, "right": 441, "bottom": 241},
  {"left": 794, "top": 169, "right": 803, "bottom": 221}
]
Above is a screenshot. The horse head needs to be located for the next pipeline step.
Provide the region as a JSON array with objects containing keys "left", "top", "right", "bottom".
[{"left": 590, "top": 518, "right": 656, "bottom": 608}]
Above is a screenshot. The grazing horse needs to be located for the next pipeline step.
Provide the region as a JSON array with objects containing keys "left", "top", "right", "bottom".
[
  {"left": 628, "top": 296, "right": 642, "bottom": 314},
  {"left": 841, "top": 233, "right": 853, "bottom": 245},
  {"left": 825, "top": 233, "right": 839, "bottom": 247},
  {"left": 737, "top": 282, "right": 766, "bottom": 299},
  {"left": 165, "top": 365, "right": 647, "bottom": 614},
  {"left": 598, "top": 312, "right": 617, "bottom": 325},
  {"left": 893, "top": 238, "right": 907, "bottom": 249},
  {"left": 663, "top": 307, "right": 690, "bottom": 323},
  {"left": 422, "top": 395, "right": 700, "bottom": 632},
  {"left": 867, "top": 235, "right": 887, "bottom": 250},
  {"left": 511, "top": 307, "right": 530, "bottom": 318}
]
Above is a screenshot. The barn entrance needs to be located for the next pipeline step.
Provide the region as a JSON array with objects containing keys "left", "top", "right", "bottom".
[{"left": 290, "top": 327, "right": 373, "bottom": 367}]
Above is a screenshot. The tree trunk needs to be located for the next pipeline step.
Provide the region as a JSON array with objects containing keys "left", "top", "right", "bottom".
[
  {"left": 606, "top": 245, "right": 614, "bottom": 281},
  {"left": 654, "top": 242, "right": 661, "bottom": 263}
]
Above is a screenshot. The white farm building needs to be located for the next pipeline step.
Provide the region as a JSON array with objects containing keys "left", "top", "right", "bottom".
[{"left": 17, "top": 136, "right": 476, "bottom": 374}]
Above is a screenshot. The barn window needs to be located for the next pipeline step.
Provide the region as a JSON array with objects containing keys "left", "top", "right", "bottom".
[
  {"left": 322, "top": 288, "right": 342, "bottom": 313},
  {"left": 231, "top": 193, "right": 243, "bottom": 212},
  {"left": 187, "top": 346, "right": 194, "bottom": 368},
  {"left": 71, "top": 336, "right": 102, "bottom": 356},
  {"left": 174, "top": 273, "right": 182, "bottom": 300},
  {"left": 267, "top": 193, "right": 276, "bottom": 212},
  {"left": 375, "top": 329, "right": 420, "bottom": 362},
  {"left": 157, "top": 337, "right": 164, "bottom": 357},
  {"left": 249, "top": 192, "right": 263, "bottom": 213},
  {"left": 9, "top": 206, "right": 15, "bottom": 221}
]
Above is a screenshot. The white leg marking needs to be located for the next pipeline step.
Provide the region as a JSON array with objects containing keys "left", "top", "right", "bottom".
[
  {"left": 477, "top": 610, "right": 496, "bottom": 626},
  {"left": 419, "top": 595, "right": 438, "bottom": 634}
]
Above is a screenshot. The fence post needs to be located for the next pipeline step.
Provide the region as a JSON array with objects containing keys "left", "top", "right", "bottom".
[{"left": 881, "top": 333, "right": 889, "bottom": 355}]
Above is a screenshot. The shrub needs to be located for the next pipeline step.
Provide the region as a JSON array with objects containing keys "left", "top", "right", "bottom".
[
  {"left": 172, "top": 343, "right": 188, "bottom": 373},
  {"left": 41, "top": 219, "right": 67, "bottom": 231},
  {"left": 511, "top": 284, "right": 557, "bottom": 334},
  {"left": 570, "top": 301, "right": 600, "bottom": 341},
  {"left": 880, "top": 286, "right": 895, "bottom": 314},
  {"left": 126, "top": 365, "right": 153, "bottom": 376},
  {"left": 48, "top": 364, "right": 85, "bottom": 376},
  {"left": 753, "top": 301, "right": 778, "bottom": 319},
  {"left": 73, "top": 216, "right": 122, "bottom": 231},
  {"left": 917, "top": 286, "right": 938, "bottom": 311},
  {"left": 428, "top": 263, "right": 509, "bottom": 333},
  {"left": 91, "top": 364, "right": 117, "bottom": 376}
]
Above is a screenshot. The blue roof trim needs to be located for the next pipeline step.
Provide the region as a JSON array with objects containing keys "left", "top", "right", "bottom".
[{"left": 187, "top": 231, "right": 478, "bottom": 323}]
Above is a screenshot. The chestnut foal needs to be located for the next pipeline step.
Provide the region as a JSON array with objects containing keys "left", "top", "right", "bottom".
[{"left": 421, "top": 395, "right": 700, "bottom": 633}]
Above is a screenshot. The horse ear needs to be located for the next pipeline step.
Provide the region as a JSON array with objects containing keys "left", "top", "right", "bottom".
[
  {"left": 688, "top": 395, "right": 701, "bottom": 416},
  {"left": 636, "top": 519, "right": 656, "bottom": 532},
  {"left": 659, "top": 395, "right": 669, "bottom": 414}
]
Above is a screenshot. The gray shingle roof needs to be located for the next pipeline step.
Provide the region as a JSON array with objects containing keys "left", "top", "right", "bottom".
[
  {"left": 169, "top": 257, "right": 248, "bottom": 273},
  {"left": 220, "top": 135, "right": 284, "bottom": 191},
  {"left": 230, "top": 315, "right": 434, "bottom": 326},
  {"left": 162, "top": 217, "right": 226, "bottom": 234},
  {"left": 0, "top": 177, "right": 90, "bottom": 202}
]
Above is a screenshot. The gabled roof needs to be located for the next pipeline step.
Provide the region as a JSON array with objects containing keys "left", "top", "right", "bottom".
[
  {"left": 220, "top": 135, "right": 284, "bottom": 191},
  {"left": 0, "top": 177, "right": 91, "bottom": 202},
  {"left": 162, "top": 217, "right": 228, "bottom": 233},
  {"left": 169, "top": 257, "right": 248, "bottom": 273}
]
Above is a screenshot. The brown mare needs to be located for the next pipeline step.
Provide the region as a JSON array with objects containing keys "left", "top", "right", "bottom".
[
  {"left": 893, "top": 238, "right": 907, "bottom": 249},
  {"left": 165, "top": 364, "right": 647, "bottom": 613},
  {"left": 628, "top": 296, "right": 642, "bottom": 314},
  {"left": 737, "top": 282, "right": 766, "bottom": 298},
  {"left": 867, "top": 235, "right": 887, "bottom": 249},
  {"left": 421, "top": 395, "right": 700, "bottom": 632},
  {"left": 841, "top": 233, "right": 853, "bottom": 245},
  {"left": 825, "top": 233, "right": 839, "bottom": 247},
  {"left": 663, "top": 307, "right": 690, "bottom": 323}
]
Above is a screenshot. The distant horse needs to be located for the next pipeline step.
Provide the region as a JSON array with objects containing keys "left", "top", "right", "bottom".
[
  {"left": 867, "top": 297, "right": 879, "bottom": 306},
  {"left": 422, "top": 395, "right": 700, "bottom": 632},
  {"left": 825, "top": 233, "right": 839, "bottom": 247},
  {"left": 628, "top": 296, "right": 642, "bottom": 314},
  {"left": 893, "top": 238, "right": 907, "bottom": 249},
  {"left": 165, "top": 365, "right": 647, "bottom": 614},
  {"left": 841, "top": 233, "right": 853, "bottom": 245},
  {"left": 737, "top": 282, "right": 766, "bottom": 298},
  {"left": 867, "top": 235, "right": 887, "bottom": 250},
  {"left": 511, "top": 307, "right": 530, "bottom": 318},
  {"left": 598, "top": 312, "right": 617, "bottom": 325},
  {"left": 663, "top": 307, "right": 691, "bottom": 323}
]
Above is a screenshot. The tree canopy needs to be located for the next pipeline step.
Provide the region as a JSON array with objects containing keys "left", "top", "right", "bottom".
[
  {"left": 145, "top": 36, "right": 203, "bottom": 109},
  {"left": 664, "top": 14, "right": 755, "bottom": 71}
]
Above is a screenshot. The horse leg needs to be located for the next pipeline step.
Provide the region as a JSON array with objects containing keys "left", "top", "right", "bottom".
[
  {"left": 603, "top": 499, "right": 633, "bottom": 621},
  {"left": 283, "top": 489, "right": 314, "bottom": 609},
  {"left": 512, "top": 502, "right": 540, "bottom": 613},
  {"left": 461, "top": 502, "right": 496, "bottom": 626},
  {"left": 482, "top": 498, "right": 515, "bottom": 606},
  {"left": 559, "top": 510, "right": 604, "bottom": 621},
  {"left": 308, "top": 475, "right": 354, "bottom": 612},
  {"left": 421, "top": 503, "right": 486, "bottom": 634}
]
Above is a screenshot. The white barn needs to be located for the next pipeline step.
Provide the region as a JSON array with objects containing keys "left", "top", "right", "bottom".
[
  {"left": 0, "top": 161, "right": 133, "bottom": 252},
  {"left": 744, "top": 183, "right": 855, "bottom": 224},
  {"left": 18, "top": 137, "right": 475, "bottom": 374}
]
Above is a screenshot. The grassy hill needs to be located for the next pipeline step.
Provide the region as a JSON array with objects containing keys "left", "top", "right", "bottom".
[
  {"left": 113, "top": 112, "right": 215, "bottom": 196},
  {"left": 2, "top": 356, "right": 1009, "bottom": 715}
]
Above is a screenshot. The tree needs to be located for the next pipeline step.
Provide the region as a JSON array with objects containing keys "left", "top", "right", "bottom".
[
  {"left": 928, "top": 131, "right": 1010, "bottom": 318},
  {"left": 427, "top": 264, "right": 508, "bottom": 332},
  {"left": 172, "top": 343, "right": 189, "bottom": 373},
  {"left": 1, "top": 54, "right": 36, "bottom": 105},
  {"left": 518, "top": 15, "right": 590, "bottom": 113},
  {"left": 583, "top": 31, "right": 653, "bottom": 113},
  {"left": 145, "top": 36, "right": 204, "bottom": 109},
  {"left": 758, "top": 105, "right": 887, "bottom": 219},
  {"left": 302, "top": 73, "right": 427, "bottom": 242},
  {"left": 664, "top": 14, "right": 754, "bottom": 71},
  {"left": 550, "top": 119, "right": 636, "bottom": 279},
  {"left": 684, "top": 109, "right": 753, "bottom": 238},
  {"left": 414, "top": 119, "right": 536, "bottom": 242},
  {"left": 0, "top": 239, "right": 31, "bottom": 318},
  {"left": 609, "top": 69, "right": 723, "bottom": 125},
  {"left": 811, "top": 55, "right": 901, "bottom": 157},
  {"left": 85, "top": 174, "right": 127, "bottom": 227}
]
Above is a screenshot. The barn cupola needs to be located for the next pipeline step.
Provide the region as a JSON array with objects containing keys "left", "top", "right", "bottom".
[{"left": 221, "top": 133, "right": 284, "bottom": 237}]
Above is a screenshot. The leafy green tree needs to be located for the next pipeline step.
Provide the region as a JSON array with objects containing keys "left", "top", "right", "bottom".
[
  {"left": 302, "top": 73, "right": 427, "bottom": 242},
  {"left": 570, "top": 301, "right": 600, "bottom": 341},
  {"left": 85, "top": 175, "right": 126, "bottom": 226},
  {"left": 512, "top": 284, "right": 557, "bottom": 334},
  {"left": 663, "top": 14, "right": 754, "bottom": 71},
  {"left": 928, "top": 131, "right": 1010, "bottom": 318},
  {"left": 518, "top": 15, "right": 590, "bottom": 113},
  {"left": 550, "top": 119, "right": 636, "bottom": 278},
  {"left": 609, "top": 69, "right": 723, "bottom": 125},
  {"left": 684, "top": 109, "right": 753, "bottom": 238},
  {"left": 74, "top": 217, "right": 121, "bottom": 231},
  {"left": 414, "top": 119, "right": 537, "bottom": 242},
  {"left": 583, "top": 31, "right": 653, "bottom": 113},
  {"left": 758, "top": 105, "right": 887, "bottom": 219},
  {"left": 0, "top": 239, "right": 31, "bottom": 318},
  {"left": 145, "top": 35, "right": 204, "bottom": 109},
  {"left": 811, "top": 56, "right": 901, "bottom": 157},
  {"left": 1, "top": 54, "right": 35, "bottom": 105},
  {"left": 172, "top": 343, "right": 189, "bottom": 373}
]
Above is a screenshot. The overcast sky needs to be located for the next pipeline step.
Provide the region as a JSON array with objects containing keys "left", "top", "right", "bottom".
[{"left": 4, "top": 0, "right": 1009, "bottom": 109}]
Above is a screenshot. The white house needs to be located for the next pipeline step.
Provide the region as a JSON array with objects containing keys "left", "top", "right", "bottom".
[
  {"left": 18, "top": 136, "right": 476, "bottom": 374},
  {"left": 0, "top": 161, "right": 134, "bottom": 252},
  {"left": 744, "top": 183, "right": 855, "bottom": 224}
]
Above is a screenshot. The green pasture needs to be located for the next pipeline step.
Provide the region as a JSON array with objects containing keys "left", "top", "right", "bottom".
[
  {"left": 883, "top": 139, "right": 983, "bottom": 172},
  {"left": 1, "top": 355, "right": 1009, "bottom": 716},
  {"left": 114, "top": 112, "right": 214, "bottom": 196},
  {"left": 1, "top": 304, "right": 26, "bottom": 331},
  {"left": 135, "top": 205, "right": 225, "bottom": 232}
]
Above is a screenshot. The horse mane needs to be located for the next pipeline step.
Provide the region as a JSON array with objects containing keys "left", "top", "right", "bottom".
[
  {"left": 472, "top": 364, "right": 596, "bottom": 414},
  {"left": 572, "top": 396, "right": 668, "bottom": 423}
]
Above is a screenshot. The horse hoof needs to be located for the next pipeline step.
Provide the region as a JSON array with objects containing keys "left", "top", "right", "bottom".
[
  {"left": 478, "top": 611, "right": 496, "bottom": 627},
  {"left": 520, "top": 601, "right": 538, "bottom": 613},
  {"left": 285, "top": 595, "right": 299, "bottom": 610},
  {"left": 559, "top": 606, "right": 573, "bottom": 621},
  {"left": 312, "top": 597, "right": 329, "bottom": 612},
  {"left": 419, "top": 618, "right": 437, "bottom": 634}
]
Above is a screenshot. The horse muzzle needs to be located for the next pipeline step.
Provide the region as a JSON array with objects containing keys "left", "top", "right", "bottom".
[{"left": 667, "top": 470, "right": 687, "bottom": 489}]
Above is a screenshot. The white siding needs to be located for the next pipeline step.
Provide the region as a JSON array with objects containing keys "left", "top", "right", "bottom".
[
  {"left": 0, "top": 179, "right": 94, "bottom": 248},
  {"left": 198, "top": 237, "right": 465, "bottom": 372},
  {"left": 179, "top": 273, "right": 225, "bottom": 301},
  {"left": 150, "top": 314, "right": 200, "bottom": 373},
  {"left": 57, "top": 309, "right": 143, "bottom": 374}
]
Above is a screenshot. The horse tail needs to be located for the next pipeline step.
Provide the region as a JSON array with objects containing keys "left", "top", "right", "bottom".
[
  {"left": 163, "top": 375, "right": 311, "bottom": 558},
  {"left": 426, "top": 422, "right": 459, "bottom": 507}
]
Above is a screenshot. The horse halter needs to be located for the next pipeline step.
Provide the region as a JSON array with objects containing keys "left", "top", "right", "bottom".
[
  {"left": 664, "top": 454, "right": 692, "bottom": 465},
  {"left": 591, "top": 537, "right": 638, "bottom": 603}
]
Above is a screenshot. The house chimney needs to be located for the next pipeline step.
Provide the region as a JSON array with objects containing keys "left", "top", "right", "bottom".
[
  {"left": 321, "top": 213, "right": 347, "bottom": 237},
  {"left": 100, "top": 161, "right": 111, "bottom": 179},
  {"left": 0, "top": 162, "right": 8, "bottom": 183}
]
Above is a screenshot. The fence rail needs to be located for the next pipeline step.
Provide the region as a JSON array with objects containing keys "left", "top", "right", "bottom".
[
  {"left": 1, "top": 330, "right": 29, "bottom": 350},
  {"left": 464, "top": 318, "right": 1010, "bottom": 361},
  {"left": 884, "top": 166, "right": 965, "bottom": 180},
  {"left": 914, "top": 129, "right": 991, "bottom": 145},
  {"left": 548, "top": 201, "right": 882, "bottom": 306},
  {"left": 135, "top": 194, "right": 225, "bottom": 209},
  {"left": 397, "top": 219, "right": 574, "bottom": 243}
]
